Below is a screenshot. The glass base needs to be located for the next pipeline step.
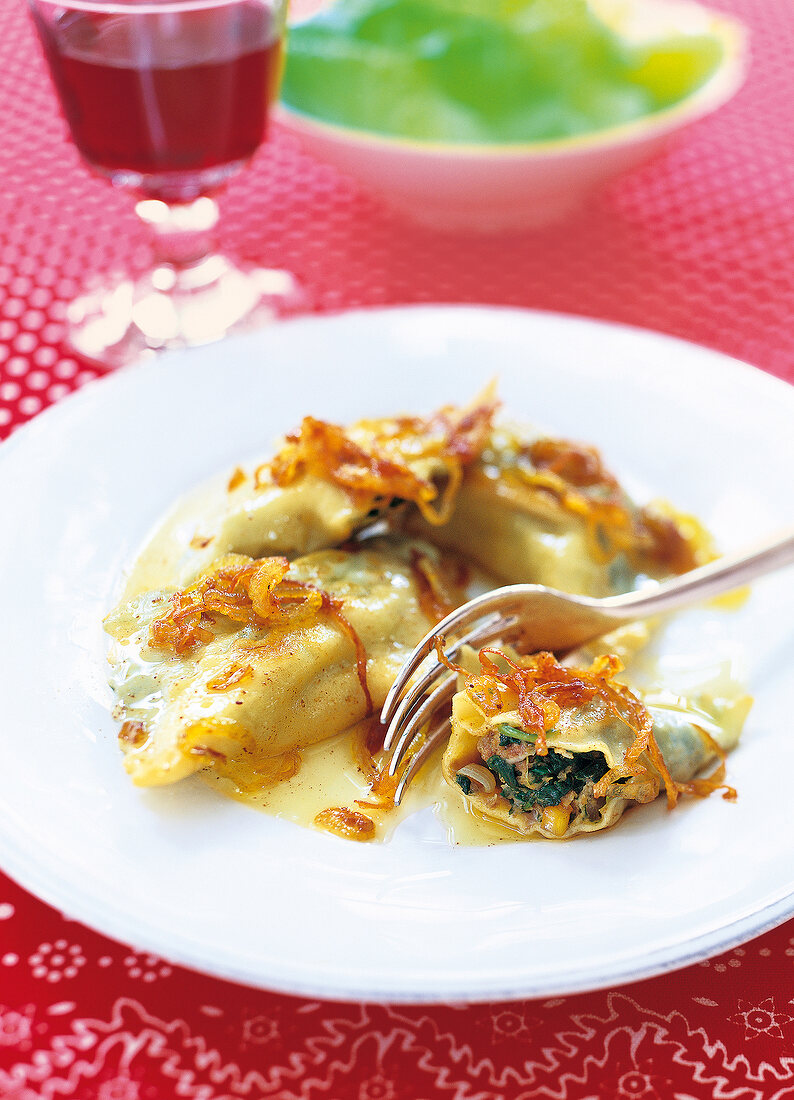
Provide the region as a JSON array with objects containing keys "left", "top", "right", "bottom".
[{"left": 66, "top": 255, "right": 306, "bottom": 369}]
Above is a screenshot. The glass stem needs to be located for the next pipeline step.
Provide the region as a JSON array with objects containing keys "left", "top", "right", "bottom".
[{"left": 135, "top": 196, "right": 220, "bottom": 272}]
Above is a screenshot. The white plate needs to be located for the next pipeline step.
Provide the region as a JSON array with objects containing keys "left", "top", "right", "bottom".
[{"left": 1, "top": 306, "right": 793, "bottom": 1004}]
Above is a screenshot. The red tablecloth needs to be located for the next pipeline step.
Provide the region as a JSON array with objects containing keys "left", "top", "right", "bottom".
[{"left": 2, "top": 0, "right": 794, "bottom": 1095}]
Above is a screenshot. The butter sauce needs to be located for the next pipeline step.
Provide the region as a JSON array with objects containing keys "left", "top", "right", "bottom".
[
  {"left": 109, "top": 465, "right": 517, "bottom": 841},
  {"left": 199, "top": 729, "right": 524, "bottom": 844},
  {"left": 108, "top": 450, "right": 748, "bottom": 845}
]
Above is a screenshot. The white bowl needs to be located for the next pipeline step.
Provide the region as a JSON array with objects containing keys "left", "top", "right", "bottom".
[{"left": 278, "top": 0, "right": 747, "bottom": 232}]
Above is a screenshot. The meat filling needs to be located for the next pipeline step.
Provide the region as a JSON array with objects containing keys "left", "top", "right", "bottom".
[{"left": 456, "top": 722, "right": 610, "bottom": 826}]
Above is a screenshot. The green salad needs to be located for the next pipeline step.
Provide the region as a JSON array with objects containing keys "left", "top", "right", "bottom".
[{"left": 281, "top": 0, "right": 725, "bottom": 143}]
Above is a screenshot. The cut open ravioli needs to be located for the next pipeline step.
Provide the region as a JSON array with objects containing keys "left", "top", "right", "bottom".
[{"left": 443, "top": 649, "right": 751, "bottom": 839}]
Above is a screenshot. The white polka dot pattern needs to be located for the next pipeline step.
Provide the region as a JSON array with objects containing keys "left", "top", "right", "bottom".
[{"left": 1, "top": 0, "right": 794, "bottom": 441}]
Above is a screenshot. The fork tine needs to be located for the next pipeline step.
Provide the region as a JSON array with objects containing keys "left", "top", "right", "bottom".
[
  {"left": 379, "top": 585, "right": 540, "bottom": 802},
  {"left": 384, "top": 612, "right": 524, "bottom": 773},
  {"left": 391, "top": 713, "right": 451, "bottom": 805},
  {"left": 378, "top": 589, "right": 503, "bottom": 726},
  {"left": 382, "top": 611, "right": 517, "bottom": 752},
  {"left": 380, "top": 588, "right": 520, "bottom": 729},
  {"left": 386, "top": 673, "right": 457, "bottom": 776}
]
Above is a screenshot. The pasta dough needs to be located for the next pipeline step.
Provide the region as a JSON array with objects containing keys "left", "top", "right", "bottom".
[{"left": 105, "top": 539, "right": 460, "bottom": 786}]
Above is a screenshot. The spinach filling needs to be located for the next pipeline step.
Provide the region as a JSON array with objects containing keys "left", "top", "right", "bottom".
[
  {"left": 498, "top": 722, "right": 537, "bottom": 746},
  {"left": 485, "top": 732, "right": 609, "bottom": 815}
]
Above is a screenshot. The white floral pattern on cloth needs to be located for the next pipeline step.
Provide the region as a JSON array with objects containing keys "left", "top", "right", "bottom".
[
  {"left": 2, "top": 990, "right": 794, "bottom": 1100},
  {"left": 0, "top": 1007, "right": 34, "bottom": 1049},
  {"left": 0, "top": 997, "right": 327, "bottom": 1100},
  {"left": 730, "top": 999, "right": 794, "bottom": 1042},
  {"left": 380, "top": 995, "right": 794, "bottom": 1100},
  {"left": 28, "top": 940, "right": 86, "bottom": 983},
  {"left": 121, "top": 953, "right": 173, "bottom": 984}
]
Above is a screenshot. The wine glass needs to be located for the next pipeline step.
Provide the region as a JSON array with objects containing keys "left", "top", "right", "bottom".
[{"left": 28, "top": 0, "right": 303, "bottom": 367}]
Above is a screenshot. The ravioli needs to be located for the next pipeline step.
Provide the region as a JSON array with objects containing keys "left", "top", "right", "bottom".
[
  {"left": 442, "top": 648, "right": 750, "bottom": 839},
  {"left": 146, "top": 397, "right": 700, "bottom": 601},
  {"left": 169, "top": 394, "right": 497, "bottom": 584},
  {"left": 105, "top": 538, "right": 464, "bottom": 787},
  {"left": 104, "top": 392, "right": 741, "bottom": 840},
  {"left": 408, "top": 430, "right": 703, "bottom": 595}
]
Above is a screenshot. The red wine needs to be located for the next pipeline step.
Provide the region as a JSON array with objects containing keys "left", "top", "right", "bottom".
[{"left": 33, "top": 1, "right": 281, "bottom": 194}]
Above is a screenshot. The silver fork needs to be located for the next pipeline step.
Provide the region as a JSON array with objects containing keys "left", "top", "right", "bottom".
[{"left": 380, "top": 525, "right": 794, "bottom": 803}]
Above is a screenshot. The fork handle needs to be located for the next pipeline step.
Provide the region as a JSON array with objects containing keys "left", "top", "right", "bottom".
[{"left": 603, "top": 523, "right": 794, "bottom": 617}]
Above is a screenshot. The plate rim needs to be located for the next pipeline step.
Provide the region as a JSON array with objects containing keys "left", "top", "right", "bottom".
[{"left": 1, "top": 303, "right": 793, "bottom": 1004}]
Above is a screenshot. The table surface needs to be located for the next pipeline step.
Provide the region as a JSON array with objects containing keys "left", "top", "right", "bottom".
[{"left": 2, "top": 0, "right": 794, "bottom": 1096}]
